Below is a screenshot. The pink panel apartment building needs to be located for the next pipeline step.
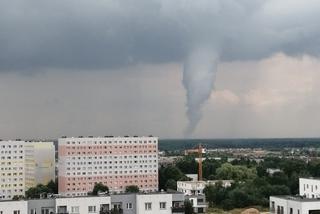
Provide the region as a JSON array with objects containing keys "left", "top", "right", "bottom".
[{"left": 58, "top": 136, "right": 159, "bottom": 196}]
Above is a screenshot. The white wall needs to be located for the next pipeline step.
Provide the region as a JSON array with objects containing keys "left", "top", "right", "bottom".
[
  {"left": 270, "top": 196, "right": 320, "bottom": 214},
  {"left": 0, "top": 200, "right": 28, "bottom": 214},
  {"left": 301, "top": 200, "right": 320, "bottom": 214},
  {"left": 56, "top": 196, "right": 111, "bottom": 214},
  {"left": 136, "top": 194, "right": 172, "bottom": 214},
  {"left": 299, "top": 178, "right": 320, "bottom": 198}
]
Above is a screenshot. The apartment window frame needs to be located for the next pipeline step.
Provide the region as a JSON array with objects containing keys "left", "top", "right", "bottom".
[
  {"left": 126, "top": 203, "right": 133, "bottom": 209},
  {"left": 88, "top": 205, "right": 96, "bottom": 213},
  {"left": 160, "top": 202, "right": 166, "bottom": 209},
  {"left": 145, "top": 202, "right": 152, "bottom": 210}
]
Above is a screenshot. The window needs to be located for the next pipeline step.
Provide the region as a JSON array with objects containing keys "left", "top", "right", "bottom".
[
  {"left": 160, "top": 202, "right": 166, "bottom": 209},
  {"left": 126, "top": 203, "right": 133, "bottom": 209},
  {"left": 145, "top": 203, "right": 152, "bottom": 210},
  {"left": 31, "top": 209, "right": 36, "bottom": 214},
  {"left": 41, "top": 209, "right": 51, "bottom": 214},
  {"left": 88, "top": 206, "right": 96, "bottom": 212},
  {"left": 290, "top": 208, "right": 293, "bottom": 214},
  {"left": 197, "top": 198, "right": 204, "bottom": 203},
  {"left": 271, "top": 201, "right": 275, "bottom": 210},
  {"left": 13, "top": 211, "right": 20, "bottom": 214},
  {"left": 71, "top": 206, "right": 79, "bottom": 213}
]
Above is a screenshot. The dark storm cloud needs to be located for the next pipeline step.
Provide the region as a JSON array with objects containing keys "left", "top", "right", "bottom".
[{"left": 1, "top": 0, "right": 320, "bottom": 71}]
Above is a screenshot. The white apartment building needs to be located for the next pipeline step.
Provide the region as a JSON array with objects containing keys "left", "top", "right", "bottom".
[
  {"left": 270, "top": 177, "right": 320, "bottom": 214},
  {"left": 56, "top": 196, "right": 111, "bottom": 214},
  {"left": 0, "top": 140, "right": 55, "bottom": 200},
  {"left": 0, "top": 192, "right": 185, "bottom": 214},
  {"left": 58, "top": 136, "right": 159, "bottom": 196},
  {"left": 0, "top": 200, "right": 28, "bottom": 214},
  {"left": 270, "top": 196, "right": 320, "bottom": 214},
  {"left": 299, "top": 178, "right": 320, "bottom": 198},
  {"left": 135, "top": 193, "right": 172, "bottom": 214},
  {"left": 177, "top": 180, "right": 233, "bottom": 195}
]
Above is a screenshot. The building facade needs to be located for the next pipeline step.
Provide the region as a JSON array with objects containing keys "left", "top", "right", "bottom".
[
  {"left": 0, "top": 140, "right": 55, "bottom": 200},
  {"left": 56, "top": 196, "right": 111, "bottom": 214},
  {"left": 0, "top": 192, "right": 184, "bottom": 214},
  {"left": 270, "top": 177, "right": 320, "bottom": 214},
  {"left": 32, "top": 142, "right": 56, "bottom": 185},
  {"left": 58, "top": 136, "right": 158, "bottom": 196},
  {"left": 0, "top": 200, "right": 28, "bottom": 214},
  {"left": 299, "top": 178, "right": 320, "bottom": 198},
  {"left": 270, "top": 196, "right": 320, "bottom": 214},
  {"left": 112, "top": 192, "right": 182, "bottom": 214},
  {"left": 177, "top": 180, "right": 233, "bottom": 195}
]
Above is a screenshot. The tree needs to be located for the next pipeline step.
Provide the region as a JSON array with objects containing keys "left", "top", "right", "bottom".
[
  {"left": 176, "top": 156, "right": 198, "bottom": 174},
  {"left": 12, "top": 195, "right": 24, "bottom": 200},
  {"left": 159, "top": 165, "right": 188, "bottom": 190},
  {"left": 228, "top": 188, "right": 251, "bottom": 208},
  {"left": 91, "top": 183, "right": 109, "bottom": 195},
  {"left": 268, "top": 171, "right": 288, "bottom": 185},
  {"left": 110, "top": 207, "right": 122, "bottom": 214},
  {"left": 184, "top": 200, "right": 194, "bottom": 214},
  {"left": 203, "top": 159, "right": 221, "bottom": 179},
  {"left": 216, "top": 163, "right": 257, "bottom": 181},
  {"left": 165, "top": 179, "right": 177, "bottom": 191},
  {"left": 25, "top": 184, "right": 52, "bottom": 199},
  {"left": 47, "top": 179, "right": 58, "bottom": 194},
  {"left": 204, "top": 182, "right": 228, "bottom": 207},
  {"left": 125, "top": 185, "right": 139, "bottom": 193}
]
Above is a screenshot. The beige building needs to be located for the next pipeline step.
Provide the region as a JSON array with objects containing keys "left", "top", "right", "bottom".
[
  {"left": 32, "top": 142, "right": 55, "bottom": 185},
  {"left": 0, "top": 140, "right": 55, "bottom": 200}
]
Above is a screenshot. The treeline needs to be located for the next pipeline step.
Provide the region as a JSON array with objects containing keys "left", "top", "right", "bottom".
[
  {"left": 159, "top": 138, "right": 320, "bottom": 151},
  {"left": 159, "top": 156, "right": 320, "bottom": 210}
]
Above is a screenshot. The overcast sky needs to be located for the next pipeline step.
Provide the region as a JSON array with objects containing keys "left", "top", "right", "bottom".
[{"left": 1, "top": 0, "right": 320, "bottom": 139}]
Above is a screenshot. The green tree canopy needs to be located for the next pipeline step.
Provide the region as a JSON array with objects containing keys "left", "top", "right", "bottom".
[
  {"left": 216, "top": 163, "right": 257, "bottom": 181},
  {"left": 184, "top": 200, "right": 194, "bottom": 214},
  {"left": 125, "top": 185, "right": 139, "bottom": 193},
  {"left": 91, "top": 183, "right": 109, "bottom": 195}
]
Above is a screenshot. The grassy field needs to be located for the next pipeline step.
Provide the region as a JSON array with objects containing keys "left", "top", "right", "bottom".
[{"left": 207, "top": 206, "right": 269, "bottom": 214}]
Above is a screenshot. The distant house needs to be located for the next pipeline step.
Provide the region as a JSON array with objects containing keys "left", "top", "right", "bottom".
[{"left": 267, "top": 168, "right": 282, "bottom": 175}]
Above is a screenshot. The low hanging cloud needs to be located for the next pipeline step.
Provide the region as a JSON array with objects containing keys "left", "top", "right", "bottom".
[{"left": 1, "top": 0, "right": 320, "bottom": 135}]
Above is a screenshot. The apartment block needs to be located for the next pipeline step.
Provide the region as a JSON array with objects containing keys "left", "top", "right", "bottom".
[
  {"left": 270, "top": 177, "right": 320, "bottom": 214},
  {"left": 58, "top": 136, "right": 158, "bottom": 196},
  {"left": 299, "top": 178, "right": 320, "bottom": 198},
  {"left": 111, "top": 192, "right": 185, "bottom": 214},
  {"left": 177, "top": 180, "right": 233, "bottom": 195},
  {"left": 270, "top": 196, "right": 320, "bottom": 214},
  {"left": 0, "top": 140, "right": 55, "bottom": 200},
  {"left": 0, "top": 192, "right": 185, "bottom": 214}
]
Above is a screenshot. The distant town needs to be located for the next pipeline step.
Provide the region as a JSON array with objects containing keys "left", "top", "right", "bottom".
[{"left": 1, "top": 137, "right": 320, "bottom": 214}]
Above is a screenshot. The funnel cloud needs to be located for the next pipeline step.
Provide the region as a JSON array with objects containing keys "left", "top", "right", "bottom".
[
  {"left": 183, "top": 48, "right": 219, "bottom": 136},
  {"left": 0, "top": 0, "right": 320, "bottom": 137}
]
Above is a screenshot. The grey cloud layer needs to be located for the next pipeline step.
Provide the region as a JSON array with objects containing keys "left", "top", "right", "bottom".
[{"left": 1, "top": 0, "right": 320, "bottom": 71}]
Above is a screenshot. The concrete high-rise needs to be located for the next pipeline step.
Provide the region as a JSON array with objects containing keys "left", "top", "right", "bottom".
[
  {"left": 0, "top": 140, "right": 55, "bottom": 200},
  {"left": 58, "top": 136, "right": 158, "bottom": 196}
]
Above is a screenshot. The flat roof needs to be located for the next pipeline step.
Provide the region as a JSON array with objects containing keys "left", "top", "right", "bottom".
[
  {"left": 300, "top": 177, "right": 320, "bottom": 181},
  {"left": 271, "top": 195, "right": 320, "bottom": 202}
]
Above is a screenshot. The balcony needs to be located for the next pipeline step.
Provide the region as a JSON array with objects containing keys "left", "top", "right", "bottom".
[
  {"left": 172, "top": 207, "right": 185, "bottom": 213},
  {"left": 100, "top": 208, "right": 123, "bottom": 214}
]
